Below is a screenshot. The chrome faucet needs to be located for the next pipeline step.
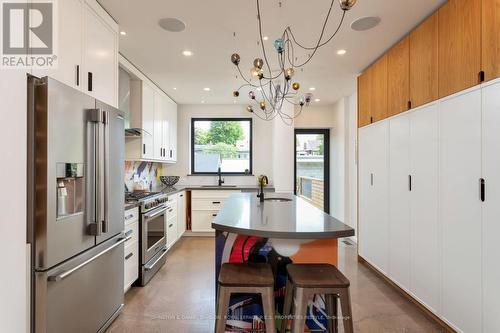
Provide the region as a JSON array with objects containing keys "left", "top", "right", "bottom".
[
  {"left": 218, "top": 167, "right": 225, "bottom": 186},
  {"left": 257, "top": 175, "right": 268, "bottom": 202}
]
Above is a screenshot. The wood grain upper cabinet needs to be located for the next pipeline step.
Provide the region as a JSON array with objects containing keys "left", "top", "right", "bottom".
[
  {"left": 371, "top": 55, "right": 388, "bottom": 122},
  {"left": 358, "top": 69, "right": 372, "bottom": 128},
  {"left": 438, "top": 0, "right": 481, "bottom": 98},
  {"left": 410, "top": 13, "right": 438, "bottom": 108},
  {"left": 387, "top": 37, "right": 410, "bottom": 117},
  {"left": 482, "top": 0, "right": 500, "bottom": 82}
]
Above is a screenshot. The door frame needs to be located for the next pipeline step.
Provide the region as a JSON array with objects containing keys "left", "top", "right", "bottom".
[{"left": 294, "top": 128, "right": 330, "bottom": 214}]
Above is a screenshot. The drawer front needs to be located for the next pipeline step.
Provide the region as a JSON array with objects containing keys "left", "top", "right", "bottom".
[
  {"left": 166, "top": 202, "right": 177, "bottom": 219},
  {"left": 124, "top": 241, "right": 139, "bottom": 291},
  {"left": 191, "top": 190, "right": 240, "bottom": 199},
  {"left": 124, "top": 221, "right": 138, "bottom": 246},
  {"left": 192, "top": 198, "right": 225, "bottom": 211},
  {"left": 124, "top": 207, "right": 139, "bottom": 226},
  {"left": 166, "top": 217, "right": 178, "bottom": 248},
  {"left": 191, "top": 210, "right": 218, "bottom": 232}
]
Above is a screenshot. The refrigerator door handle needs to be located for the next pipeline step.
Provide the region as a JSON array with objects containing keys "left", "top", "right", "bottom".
[
  {"left": 47, "top": 236, "right": 128, "bottom": 282},
  {"left": 102, "top": 110, "right": 109, "bottom": 233},
  {"left": 88, "top": 108, "right": 103, "bottom": 236}
]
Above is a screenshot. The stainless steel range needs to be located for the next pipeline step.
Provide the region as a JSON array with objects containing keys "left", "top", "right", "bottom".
[{"left": 126, "top": 192, "right": 169, "bottom": 285}]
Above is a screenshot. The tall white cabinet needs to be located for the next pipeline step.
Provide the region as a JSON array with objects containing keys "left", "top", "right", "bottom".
[
  {"left": 358, "top": 121, "right": 389, "bottom": 274},
  {"left": 481, "top": 82, "right": 500, "bottom": 333},
  {"left": 409, "top": 104, "right": 440, "bottom": 314},
  {"left": 359, "top": 81, "right": 500, "bottom": 332},
  {"left": 439, "top": 88, "right": 482, "bottom": 333},
  {"left": 388, "top": 115, "right": 411, "bottom": 291}
]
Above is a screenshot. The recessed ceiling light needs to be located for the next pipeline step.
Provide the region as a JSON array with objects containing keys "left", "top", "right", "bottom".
[
  {"left": 263, "top": 36, "right": 269, "bottom": 41},
  {"left": 158, "top": 18, "right": 186, "bottom": 32},
  {"left": 173, "top": 87, "right": 177, "bottom": 90},
  {"left": 120, "top": 31, "right": 126, "bottom": 36},
  {"left": 337, "top": 49, "right": 347, "bottom": 55},
  {"left": 315, "top": 99, "right": 321, "bottom": 102},
  {"left": 201, "top": 100, "right": 205, "bottom": 104},
  {"left": 183, "top": 50, "right": 193, "bottom": 56},
  {"left": 203, "top": 87, "right": 210, "bottom": 91},
  {"left": 351, "top": 16, "right": 381, "bottom": 31},
  {"left": 309, "top": 87, "right": 316, "bottom": 91}
]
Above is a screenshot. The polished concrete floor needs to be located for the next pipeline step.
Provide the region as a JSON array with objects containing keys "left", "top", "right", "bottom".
[{"left": 108, "top": 237, "right": 445, "bottom": 333}]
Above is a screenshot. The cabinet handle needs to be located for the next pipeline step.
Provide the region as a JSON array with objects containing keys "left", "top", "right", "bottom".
[
  {"left": 169, "top": 209, "right": 173, "bottom": 213},
  {"left": 143, "top": 144, "right": 146, "bottom": 155},
  {"left": 180, "top": 194, "right": 183, "bottom": 197},
  {"left": 408, "top": 175, "right": 412, "bottom": 191},
  {"left": 370, "top": 116, "right": 373, "bottom": 124},
  {"left": 212, "top": 201, "right": 221, "bottom": 204},
  {"left": 479, "top": 71, "right": 485, "bottom": 83},
  {"left": 125, "top": 229, "right": 133, "bottom": 238},
  {"left": 88, "top": 72, "right": 93, "bottom": 92},
  {"left": 169, "top": 224, "right": 173, "bottom": 228},
  {"left": 212, "top": 213, "right": 217, "bottom": 217},
  {"left": 407, "top": 100, "right": 412, "bottom": 110},
  {"left": 125, "top": 214, "right": 134, "bottom": 221},
  {"left": 125, "top": 253, "right": 134, "bottom": 260},
  {"left": 76, "top": 65, "right": 80, "bottom": 86},
  {"left": 370, "top": 173, "right": 374, "bottom": 186},
  {"left": 480, "top": 178, "right": 486, "bottom": 202}
]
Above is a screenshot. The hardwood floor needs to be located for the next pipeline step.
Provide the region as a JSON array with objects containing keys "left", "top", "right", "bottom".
[{"left": 108, "top": 237, "right": 445, "bottom": 333}]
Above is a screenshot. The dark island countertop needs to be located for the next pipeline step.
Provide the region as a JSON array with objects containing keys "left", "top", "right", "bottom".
[{"left": 212, "top": 193, "right": 355, "bottom": 239}]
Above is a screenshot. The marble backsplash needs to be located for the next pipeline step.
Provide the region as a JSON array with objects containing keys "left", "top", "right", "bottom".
[{"left": 124, "top": 161, "right": 164, "bottom": 192}]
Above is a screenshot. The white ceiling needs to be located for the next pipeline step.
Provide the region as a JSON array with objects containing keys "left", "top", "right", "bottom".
[{"left": 98, "top": 0, "right": 445, "bottom": 105}]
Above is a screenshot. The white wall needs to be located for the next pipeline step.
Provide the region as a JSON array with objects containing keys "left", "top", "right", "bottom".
[
  {"left": 295, "top": 101, "right": 348, "bottom": 222},
  {"left": 272, "top": 104, "right": 295, "bottom": 192},
  {"left": 347, "top": 93, "right": 358, "bottom": 241},
  {"left": 0, "top": 71, "right": 29, "bottom": 332},
  {"left": 164, "top": 104, "right": 274, "bottom": 186}
]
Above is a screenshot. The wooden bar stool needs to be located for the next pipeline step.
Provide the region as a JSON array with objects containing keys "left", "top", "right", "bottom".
[
  {"left": 281, "top": 264, "right": 353, "bottom": 333},
  {"left": 215, "top": 263, "right": 277, "bottom": 333}
]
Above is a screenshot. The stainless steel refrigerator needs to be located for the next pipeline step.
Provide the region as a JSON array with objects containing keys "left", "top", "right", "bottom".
[{"left": 27, "top": 75, "right": 126, "bottom": 333}]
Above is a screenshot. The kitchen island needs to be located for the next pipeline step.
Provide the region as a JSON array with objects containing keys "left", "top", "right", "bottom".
[{"left": 212, "top": 192, "right": 355, "bottom": 332}]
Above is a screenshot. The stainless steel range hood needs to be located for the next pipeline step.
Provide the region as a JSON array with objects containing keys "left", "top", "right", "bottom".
[{"left": 125, "top": 128, "right": 150, "bottom": 138}]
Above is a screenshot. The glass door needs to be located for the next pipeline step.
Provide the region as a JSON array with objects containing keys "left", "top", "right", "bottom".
[{"left": 294, "top": 129, "right": 330, "bottom": 213}]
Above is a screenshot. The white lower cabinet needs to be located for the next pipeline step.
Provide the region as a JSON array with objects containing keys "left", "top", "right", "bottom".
[
  {"left": 358, "top": 122, "right": 389, "bottom": 274},
  {"left": 439, "top": 88, "right": 482, "bottom": 333},
  {"left": 124, "top": 207, "right": 139, "bottom": 292},
  {"left": 177, "top": 191, "right": 186, "bottom": 238},
  {"left": 481, "top": 82, "right": 500, "bottom": 333},
  {"left": 191, "top": 190, "right": 240, "bottom": 233}
]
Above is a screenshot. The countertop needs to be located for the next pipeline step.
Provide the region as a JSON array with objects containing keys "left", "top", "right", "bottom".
[
  {"left": 159, "top": 185, "right": 275, "bottom": 195},
  {"left": 212, "top": 193, "right": 355, "bottom": 239},
  {"left": 124, "top": 185, "right": 275, "bottom": 209}
]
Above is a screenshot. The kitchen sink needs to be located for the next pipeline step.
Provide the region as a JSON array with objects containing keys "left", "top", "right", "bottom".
[
  {"left": 200, "top": 185, "right": 238, "bottom": 188},
  {"left": 264, "top": 197, "right": 292, "bottom": 202}
]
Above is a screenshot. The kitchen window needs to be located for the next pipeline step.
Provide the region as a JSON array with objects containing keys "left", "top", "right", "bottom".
[{"left": 191, "top": 118, "right": 253, "bottom": 175}]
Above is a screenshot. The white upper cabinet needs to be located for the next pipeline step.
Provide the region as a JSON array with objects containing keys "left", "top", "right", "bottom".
[
  {"left": 83, "top": 1, "right": 118, "bottom": 107},
  {"left": 409, "top": 103, "right": 440, "bottom": 314},
  {"left": 439, "top": 88, "right": 482, "bottom": 333},
  {"left": 32, "top": 0, "right": 118, "bottom": 106},
  {"left": 165, "top": 100, "right": 177, "bottom": 162},
  {"left": 154, "top": 93, "right": 166, "bottom": 160},
  {"left": 482, "top": 80, "right": 500, "bottom": 333},
  {"left": 388, "top": 114, "right": 411, "bottom": 292},
  {"left": 32, "top": 0, "right": 83, "bottom": 90}
]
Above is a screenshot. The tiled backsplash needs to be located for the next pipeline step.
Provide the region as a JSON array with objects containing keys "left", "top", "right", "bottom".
[{"left": 124, "top": 161, "right": 163, "bottom": 192}]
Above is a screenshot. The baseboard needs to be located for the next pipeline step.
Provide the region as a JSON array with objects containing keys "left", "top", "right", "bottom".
[
  {"left": 357, "top": 255, "right": 456, "bottom": 333},
  {"left": 183, "top": 231, "right": 215, "bottom": 237}
]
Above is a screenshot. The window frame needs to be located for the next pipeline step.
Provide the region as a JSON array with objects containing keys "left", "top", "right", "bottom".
[{"left": 190, "top": 117, "right": 253, "bottom": 175}]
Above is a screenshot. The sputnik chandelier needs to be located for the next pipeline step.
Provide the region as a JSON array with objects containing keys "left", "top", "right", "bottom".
[{"left": 231, "top": 0, "right": 357, "bottom": 124}]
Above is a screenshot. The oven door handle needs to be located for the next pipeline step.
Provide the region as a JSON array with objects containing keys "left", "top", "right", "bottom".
[
  {"left": 144, "top": 246, "right": 168, "bottom": 271},
  {"left": 144, "top": 206, "right": 167, "bottom": 219}
]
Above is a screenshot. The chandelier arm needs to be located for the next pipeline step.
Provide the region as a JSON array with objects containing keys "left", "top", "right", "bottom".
[
  {"left": 284, "top": 0, "right": 334, "bottom": 51},
  {"left": 256, "top": 0, "right": 274, "bottom": 82},
  {"left": 236, "top": 65, "right": 260, "bottom": 87}
]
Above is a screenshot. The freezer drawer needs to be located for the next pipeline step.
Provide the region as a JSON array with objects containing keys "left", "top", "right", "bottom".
[{"left": 35, "top": 235, "right": 125, "bottom": 333}]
